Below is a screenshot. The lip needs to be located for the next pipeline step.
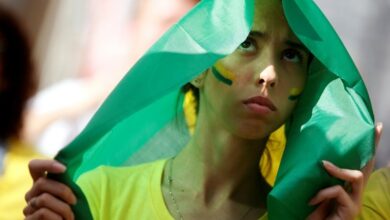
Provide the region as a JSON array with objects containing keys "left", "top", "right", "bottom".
[{"left": 242, "top": 96, "right": 277, "bottom": 114}]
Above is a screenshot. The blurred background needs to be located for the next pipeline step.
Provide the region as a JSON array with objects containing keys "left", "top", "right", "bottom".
[
  {"left": 0, "top": 1, "right": 197, "bottom": 218},
  {"left": 0, "top": 0, "right": 389, "bottom": 166},
  {"left": 316, "top": 0, "right": 390, "bottom": 168}
]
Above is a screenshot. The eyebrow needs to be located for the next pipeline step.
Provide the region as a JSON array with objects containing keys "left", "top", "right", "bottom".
[
  {"left": 249, "top": 31, "right": 265, "bottom": 38},
  {"left": 285, "top": 40, "right": 310, "bottom": 55},
  {"left": 248, "top": 31, "right": 311, "bottom": 55}
]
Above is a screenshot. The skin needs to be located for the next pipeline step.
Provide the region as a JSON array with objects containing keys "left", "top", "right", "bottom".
[
  {"left": 24, "top": 0, "right": 383, "bottom": 219},
  {"left": 24, "top": 160, "right": 76, "bottom": 220}
]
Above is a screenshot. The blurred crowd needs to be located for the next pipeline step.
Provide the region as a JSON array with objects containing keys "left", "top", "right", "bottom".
[{"left": 0, "top": 0, "right": 389, "bottom": 219}]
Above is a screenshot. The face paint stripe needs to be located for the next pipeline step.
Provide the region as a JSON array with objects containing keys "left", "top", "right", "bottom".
[
  {"left": 211, "top": 66, "right": 233, "bottom": 86},
  {"left": 211, "top": 62, "right": 236, "bottom": 86},
  {"left": 288, "top": 87, "right": 303, "bottom": 101}
]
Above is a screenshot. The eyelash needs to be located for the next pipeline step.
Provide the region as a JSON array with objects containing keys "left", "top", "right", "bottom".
[
  {"left": 237, "top": 38, "right": 305, "bottom": 64},
  {"left": 238, "top": 37, "right": 257, "bottom": 53},
  {"left": 282, "top": 49, "right": 303, "bottom": 63}
]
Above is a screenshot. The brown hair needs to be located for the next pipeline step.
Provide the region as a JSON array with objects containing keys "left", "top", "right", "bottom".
[{"left": 0, "top": 6, "right": 37, "bottom": 140}]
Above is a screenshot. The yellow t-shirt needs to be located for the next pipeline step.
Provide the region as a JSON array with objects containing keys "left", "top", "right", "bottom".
[
  {"left": 78, "top": 159, "right": 174, "bottom": 220},
  {"left": 357, "top": 168, "right": 390, "bottom": 220},
  {"left": 0, "top": 139, "right": 43, "bottom": 220},
  {"left": 78, "top": 159, "right": 268, "bottom": 220}
]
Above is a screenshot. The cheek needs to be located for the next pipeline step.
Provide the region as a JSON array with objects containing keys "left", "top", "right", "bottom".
[
  {"left": 277, "top": 73, "right": 306, "bottom": 117},
  {"left": 281, "top": 70, "right": 306, "bottom": 101},
  {"left": 215, "top": 55, "right": 254, "bottom": 87},
  {"left": 203, "top": 73, "right": 233, "bottom": 114},
  {"left": 233, "top": 66, "right": 254, "bottom": 87},
  {"left": 212, "top": 61, "right": 236, "bottom": 86}
]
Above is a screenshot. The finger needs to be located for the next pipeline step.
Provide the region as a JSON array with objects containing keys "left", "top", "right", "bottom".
[
  {"left": 322, "top": 161, "right": 364, "bottom": 202},
  {"left": 375, "top": 122, "right": 383, "bottom": 148},
  {"left": 23, "top": 199, "right": 37, "bottom": 216},
  {"left": 361, "top": 157, "right": 375, "bottom": 185},
  {"left": 306, "top": 200, "right": 331, "bottom": 220},
  {"left": 309, "top": 185, "right": 360, "bottom": 220},
  {"left": 23, "top": 196, "right": 41, "bottom": 216},
  {"left": 25, "top": 177, "right": 76, "bottom": 205},
  {"left": 28, "top": 159, "right": 66, "bottom": 182},
  {"left": 361, "top": 123, "right": 383, "bottom": 183},
  {"left": 25, "top": 207, "right": 63, "bottom": 220},
  {"left": 24, "top": 193, "right": 74, "bottom": 220},
  {"left": 309, "top": 185, "right": 353, "bottom": 208},
  {"left": 309, "top": 185, "right": 352, "bottom": 209}
]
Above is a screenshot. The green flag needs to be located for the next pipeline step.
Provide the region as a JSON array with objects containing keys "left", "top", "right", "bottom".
[
  {"left": 50, "top": 0, "right": 374, "bottom": 219},
  {"left": 267, "top": 1, "right": 374, "bottom": 219}
]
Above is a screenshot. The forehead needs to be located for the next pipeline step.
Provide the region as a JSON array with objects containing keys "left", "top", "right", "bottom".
[{"left": 253, "top": 0, "right": 299, "bottom": 42}]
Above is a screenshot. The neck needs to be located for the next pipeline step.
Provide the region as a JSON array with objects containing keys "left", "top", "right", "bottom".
[{"left": 173, "top": 114, "right": 270, "bottom": 208}]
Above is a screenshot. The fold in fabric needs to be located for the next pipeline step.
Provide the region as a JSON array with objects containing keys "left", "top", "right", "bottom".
[
  {"left": 50, "top": 0, "right": 374, "bottom": 219},
  {"left": 51, "top": 1, "right": 254, "bottom": 219},
  {"left": 267, "top": 1, "right": 374, "bottom": 219}
]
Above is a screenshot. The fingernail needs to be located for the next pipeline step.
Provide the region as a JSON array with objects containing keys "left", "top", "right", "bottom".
[
  {"left": 377, "top": 122, "right": 383, "bottom": 130},
  {"left": 52, "top": 162, "right": 66, "bottom": 172},
  {"left": 71, "top": 195, "right": 77, "bottom": 205},
  {"left": 322, "top": 160, "right": 335, "bottom": 169}
]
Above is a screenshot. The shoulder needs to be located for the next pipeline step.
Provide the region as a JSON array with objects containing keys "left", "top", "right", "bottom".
[
  {"left": 370, "top": 167, "right": 390, "bottom": 180},
  {"left": 77, "top": 159, "right": 168, "bottom": 187},
  {"left": 365, "top": 167, "right": 390, "bottom": 194},
  {"left": 0, "top": 139, "right": 43, "bottom": 220},
  {"left": 6, "top": 138, "right": 43, "bottom": 159},
  {"left": 358, "top": 167, "right": 390, "bottom": 220},
  {"left": 76, "top": 159, "right": 169, "bottom": 219},
  {"left": 3, "top": 138, "right": 44, "bottom": 177}
]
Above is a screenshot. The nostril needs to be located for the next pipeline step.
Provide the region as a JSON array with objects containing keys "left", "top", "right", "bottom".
[
  {"left": 258, "top": 79, "right": 265, "bottom": 84},
  {"left": 270, "top": 82, "right": 276, "bottom": 87}
]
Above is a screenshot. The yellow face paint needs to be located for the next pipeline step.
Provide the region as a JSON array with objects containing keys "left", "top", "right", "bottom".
[
  {"left": 183, "top": 90, "right": 197, "bottom": 135},
  {"left": 288, "top": 87, "right": 303, "bottom": 101},
  {"left": 211, "top": 61, "right": 236, "bottom": 86}
]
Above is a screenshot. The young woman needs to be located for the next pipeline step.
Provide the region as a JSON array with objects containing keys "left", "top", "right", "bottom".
[{"left": 24, "top": 0, "right": 380, "bottom": 219}]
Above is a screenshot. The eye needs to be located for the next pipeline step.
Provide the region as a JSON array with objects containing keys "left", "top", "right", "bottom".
[
  {"left": 238, "top": 38, "right": 256, "bottom": 53},
  {"left": 282, "top": 49, "right": 302, "bottom": 63}
]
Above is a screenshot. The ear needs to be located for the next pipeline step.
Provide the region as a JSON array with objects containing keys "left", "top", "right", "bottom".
[{"left": 190, "top": 71, "right": 207, "bottom": 88}]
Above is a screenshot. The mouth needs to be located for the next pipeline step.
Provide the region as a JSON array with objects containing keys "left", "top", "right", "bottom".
[{"left": 242, "top": 96, "right": 277, "bottom": 114}]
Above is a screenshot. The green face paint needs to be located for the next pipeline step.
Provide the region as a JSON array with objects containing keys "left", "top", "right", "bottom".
[
  {"left": 288, "top": 87, "right": 302, "bottom": 101},
  {"left": 211, "top": 62, "right": 236, "bottom": 86}
]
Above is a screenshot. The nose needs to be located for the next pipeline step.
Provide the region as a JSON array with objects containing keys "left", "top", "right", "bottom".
[{"left": 258, "top": 65, "right": 278, "bottom": 88}]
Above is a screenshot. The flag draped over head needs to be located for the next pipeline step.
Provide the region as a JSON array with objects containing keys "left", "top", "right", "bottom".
[
  {"left": 267, "top": 1, "right": 375, "bottom": 219},
  {"left": 50, "top": 0, "right": 375, "bottom": 219}
]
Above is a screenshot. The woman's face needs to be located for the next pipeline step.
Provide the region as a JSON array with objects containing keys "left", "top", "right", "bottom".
[{"left": 199, "top": 0, "right": 310, "bottom": 140}]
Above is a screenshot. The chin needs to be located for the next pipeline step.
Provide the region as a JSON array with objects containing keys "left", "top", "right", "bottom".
[
  {"left": 234, "top": 126, "right": 270, "bottom": 140},
  {"left": 233, "top": 120, "right": 279, "bottom": 140},
  {"left": 241, "top": 132, "right": 269, "bottom": 140}
]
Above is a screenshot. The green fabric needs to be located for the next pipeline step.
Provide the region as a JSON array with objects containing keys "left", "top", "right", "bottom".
[
  {"left": 267, "top": 1, "right": 374, "bottom": 219},
  {"left": 50, "top": 0, "right": 375, "bottom": 219},
  {"left": 51, "top": 1, "right": 254, "bottom": 219}
]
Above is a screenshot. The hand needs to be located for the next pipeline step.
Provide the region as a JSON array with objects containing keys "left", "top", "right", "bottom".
[
  {"left": 307, "top": 123, "right": 383, "bottom": 220},
  {"left": 24, "top": 159, "right": 77, "bottom": 220},
  {"left": 361, "top": 123, "right": 383, "bottom": 183}
]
